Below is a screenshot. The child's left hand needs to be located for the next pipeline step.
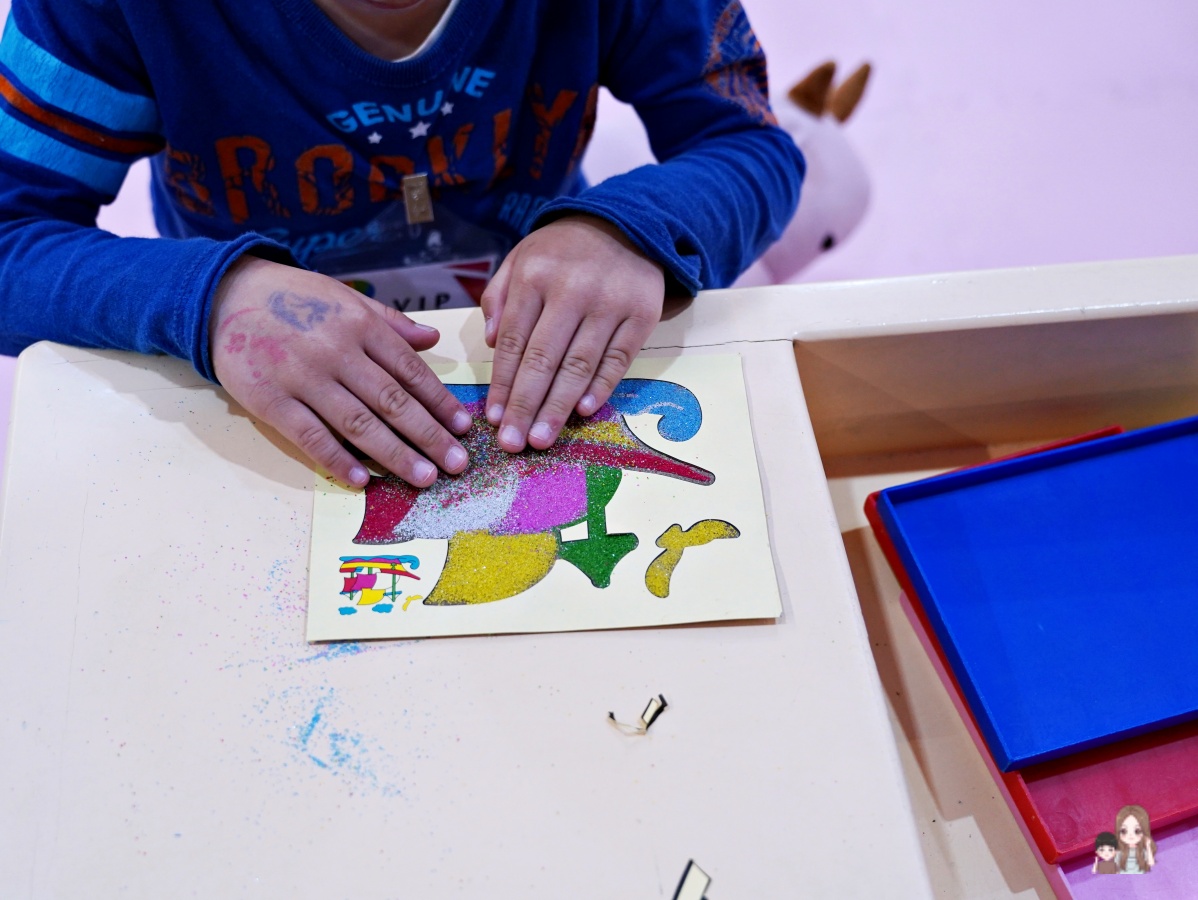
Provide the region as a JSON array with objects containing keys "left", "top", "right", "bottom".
[{"left": 481, "top": 214, "right": 665, "bottom": 451}]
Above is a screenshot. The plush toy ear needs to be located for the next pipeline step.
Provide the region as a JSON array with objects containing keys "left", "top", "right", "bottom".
[
  {"left": 787, "top": 61, "right": 837, "bottom": 117},
  {"left": 828, "top": 63, "right": 871, "bottom": 122}
]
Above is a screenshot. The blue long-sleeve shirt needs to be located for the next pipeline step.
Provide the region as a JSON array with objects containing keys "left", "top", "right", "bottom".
[{"left": 0, "top": 0, "right": 803, "bottom": 381}]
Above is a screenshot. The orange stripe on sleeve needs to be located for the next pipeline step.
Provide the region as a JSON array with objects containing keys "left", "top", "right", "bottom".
[{"left": 0, "top": 72, "right": 162, "bottom": 158}]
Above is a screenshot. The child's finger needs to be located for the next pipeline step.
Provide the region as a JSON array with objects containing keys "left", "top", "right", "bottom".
[
  {"left": 575, "top": 314, "right": 656, "bottom": 416},
  {"left": 495, "top": 306, "right": 583, "bottom": 452},
  {"left": 480, "top": 250, "right": 516, "bottom": 348},
  {"left": 368, "top": 297, "right": 442, "bottom": 351},
  {"left": 484, "top": 282, "right": 543, "bottom": 429},
  {"left": 525, "top": 318, "right": 613, "bottom": 449},
  {"left": 301, "top": 381, "right": 441, "bottom": 488},
  {"left": 258, "top": 393, "right": 373, "bottom": 487},
  {"left": 341, "top": 358, "right": 469, "bottom": 476},
  {"left": 366, "top": 328, "right": 473, "bottom": 436}
]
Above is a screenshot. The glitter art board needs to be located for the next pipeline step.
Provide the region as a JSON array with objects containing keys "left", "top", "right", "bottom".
[{"left": 306, "top": 353, "right": 782, "bottom": 641}]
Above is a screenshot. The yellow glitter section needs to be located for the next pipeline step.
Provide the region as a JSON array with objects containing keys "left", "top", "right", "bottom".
[
  {"left": 424, "top": 530, "right": 558, "bottom": 605},
  {"left": 357, "top": 587, "right": 386, "bottom": 606},
  {"left": 559, "top": 419, "right": 638, "bottom": 447},
  {"left": 645, "top": 520, "right": 741, "bottom": 598}
]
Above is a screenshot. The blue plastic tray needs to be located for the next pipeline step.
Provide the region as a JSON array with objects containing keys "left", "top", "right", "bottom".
[{"left": 874, "top": 415, "right": 1198, "bottom": 770}]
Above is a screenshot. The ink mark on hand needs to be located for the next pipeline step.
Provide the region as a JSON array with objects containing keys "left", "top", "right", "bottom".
[
  {"left": 269, "top": 291, "right": 333, "bottom": 332},
  {"left": 250, "top": 334, "right": 289, "bottom": 365}
]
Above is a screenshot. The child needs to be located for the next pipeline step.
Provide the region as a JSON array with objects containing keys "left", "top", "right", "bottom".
[
  {"left": 1091, "top": 832, "right": 1118, "bottom": 875},
  {"left": 0, "top": 0, "right": 802, "bottom": 488},
  {"left": 1115, "top": 804, "right": 1156, "bottom": 874}
]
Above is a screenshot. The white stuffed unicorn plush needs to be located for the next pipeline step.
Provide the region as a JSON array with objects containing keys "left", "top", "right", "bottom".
[{"left": 735, "top": 61, "right": 871, "bottom": 286}]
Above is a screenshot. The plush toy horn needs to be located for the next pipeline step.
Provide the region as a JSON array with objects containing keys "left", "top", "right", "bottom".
[
  {"left": 733, "top": 59, "right": 873, "bottom": 287},
  {"left": 828, "top": 63, "right": 871, "bottom": 123},
  {"left": 787, "top": 61, "right": 836, "bottom": 117}
]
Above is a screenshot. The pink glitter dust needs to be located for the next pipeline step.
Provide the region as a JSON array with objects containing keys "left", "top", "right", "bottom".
[{"left": 352, "top": 392, "right": 712, "bottom": 545}]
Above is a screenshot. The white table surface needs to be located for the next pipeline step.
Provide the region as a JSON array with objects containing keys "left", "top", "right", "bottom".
[
  {"left": 8, "top": 254, "right": 1198, "bottom": 898},
  {"left": 0, "top": 306, "right": 930, "bottom": 897}
]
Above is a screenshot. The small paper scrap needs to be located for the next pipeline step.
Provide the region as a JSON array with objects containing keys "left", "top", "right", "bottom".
[
  {"left": 608, "top": 694, "right": 668, "bottom": 735},
  {"left": 673, "top": 860, "right": 711, "bottom": 900}
]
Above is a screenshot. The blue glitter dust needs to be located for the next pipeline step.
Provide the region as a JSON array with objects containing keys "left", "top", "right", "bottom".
[
  {"left": 299, "top": 707, "right": 323, "bottom": 746},
  {"left": 299, "top": 642, "right": 364, "bottom": 663},
  {"left": 445, "top": 384, "right": 489, "bottom": 405}
]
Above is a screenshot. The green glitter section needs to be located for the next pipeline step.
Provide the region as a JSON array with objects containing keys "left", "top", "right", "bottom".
[{"left": 556, "top": 466, "right": 638, "bottom": 589}]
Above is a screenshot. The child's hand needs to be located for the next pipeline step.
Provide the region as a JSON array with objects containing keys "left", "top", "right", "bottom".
[
  {"left": 210, "top": 257, "right": 472, "bottom": 487},
  {"left": 481, "top": 215, "right": 665, "bottom": 451}
]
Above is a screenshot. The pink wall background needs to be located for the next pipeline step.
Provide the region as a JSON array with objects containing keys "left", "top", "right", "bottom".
[
  {"left": 1, "top": 0, "right": 1196, "bottom": 464},
  {"left": 587, "top": 0, "right": 1198, "bottom": 283}
]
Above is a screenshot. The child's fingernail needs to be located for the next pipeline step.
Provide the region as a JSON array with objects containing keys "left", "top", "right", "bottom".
[
  {"left": 529, "top": 422, "right": 552, "bottom": 444},
  {"left": 452, "top": 410, "right": 472, "bottom": 433},
  {"left": 349, "top": 465, "right": 369, "bottom": 486},
  {"left": 487, "top": 404, "right": 503, "bottom": 424},
  {"left": 445, "top": 445, "right": 468, "bottom": 470},
  {"left": 413, "top": 459, "right": 437, "bottom": 484},
  {"left": 500, "top": 425, "right": 523, "bottom": 449},
  {"left": 413, "top": 320, "right": 437, "bottom": 333},
  {"left": 578, "top": 393, "right": 597, "bottom": 415},
  {"left": 484, "top": 316, "right": 495, "bottom": 341}
]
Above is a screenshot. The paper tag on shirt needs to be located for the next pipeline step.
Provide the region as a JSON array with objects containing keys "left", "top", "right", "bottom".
[
  {"left": 334, "top": 255, "right": 498, "bottom": 312},
  {"left": 306, "top": 199, "right": 510, "bottom": 312}
]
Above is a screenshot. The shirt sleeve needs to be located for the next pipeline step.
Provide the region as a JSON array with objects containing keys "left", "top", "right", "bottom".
[
  {"left": 532, "top": 0, "right": 804, "bottom": 293},
  {"left": 0, "top": 0, "right": 292, "bottom": 381}
]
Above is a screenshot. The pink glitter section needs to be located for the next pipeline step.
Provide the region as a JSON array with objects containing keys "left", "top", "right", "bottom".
[
  {"left": 495, "top": 465, "right": 587, "bottom": 535},
  {"left": 558, "top": 442, "right": 714, "bottom": 484}
]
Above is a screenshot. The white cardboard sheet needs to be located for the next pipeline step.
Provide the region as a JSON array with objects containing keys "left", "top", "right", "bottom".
[{"left": 306, "top": 353, "right": 780, "bottom": 640}]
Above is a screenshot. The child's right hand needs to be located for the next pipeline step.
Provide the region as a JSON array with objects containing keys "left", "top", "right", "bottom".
[{"left": 209, "top": 257, "right": 472, "bottom": 488}]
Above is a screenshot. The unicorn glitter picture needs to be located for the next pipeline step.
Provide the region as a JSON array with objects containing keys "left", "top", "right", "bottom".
[{"left": 306, "top": 354, "right": 781, "bottom": 641}]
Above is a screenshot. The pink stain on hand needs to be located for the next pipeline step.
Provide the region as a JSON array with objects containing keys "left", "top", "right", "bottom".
[
  {"left": 224, "top": 332, "right": 247, "bottom": 354},
  {"left": 249, "top": 335, "right": 289, "bottom": 365},
  {"left": 216, "top": 306, "right": 256, "bottom": 333}
]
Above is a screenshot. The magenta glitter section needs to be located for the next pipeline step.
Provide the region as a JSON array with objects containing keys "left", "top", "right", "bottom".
[
  {"left": 355, "top": 388, "right": 712, "bottom": 545},
  {"left": 495, "top": 465, "right": 587, "bottom": 535}
]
